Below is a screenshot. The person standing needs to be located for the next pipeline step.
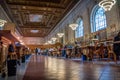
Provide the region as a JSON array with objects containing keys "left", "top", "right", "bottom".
[
  {"left": 37, "top": 48, "right": 41, "bottom": 55},
  {"left": 113, "top": 32, "right": 120, "bottom": 60},
  {"left": 35, "top": 48, "right": 38, "bottom": 55}
]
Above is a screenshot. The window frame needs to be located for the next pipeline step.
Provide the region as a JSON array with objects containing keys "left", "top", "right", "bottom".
[
  {"left": 75, "top": 18, "right": 84, "bottom": 38},
  {"left": 90, "top": 5, "right": 107, "bottom": 32}
]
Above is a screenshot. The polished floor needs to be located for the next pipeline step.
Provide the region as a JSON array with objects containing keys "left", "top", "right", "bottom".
[
  {"left": 23, "top": 55, "right": 120, "bottom": 80},
  {"left": 1, "top": 55, "right": 120, "bottom": 80}
]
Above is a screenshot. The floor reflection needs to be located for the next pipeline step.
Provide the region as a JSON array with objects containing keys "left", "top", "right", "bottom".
[{"left": 23, "top": 55, "right": 120, "bottom": 80}]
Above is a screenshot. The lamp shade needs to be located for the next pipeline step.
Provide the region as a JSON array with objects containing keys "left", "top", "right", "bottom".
[
  {"left": 48, "top": 40, "right": 52, "bottom": 44},
  {"left": 0, "top": 19, "right": 7, "bottom": 27},
  {"left": 99, "top": 0, "right": 116, "bottom": 11},
  {"left": 69, "top": 23, "right": 78, "bottom": 30},
  {"left": 51, "top": 37, "right": 57, "bottom": 41},
  {"left": 57, "top": 33, "right": 64, "bottom": 38}
]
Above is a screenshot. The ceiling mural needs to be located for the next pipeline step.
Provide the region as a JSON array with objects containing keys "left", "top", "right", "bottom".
[{"left": 3, "top": 0, "right": 80, "bottom": 37}]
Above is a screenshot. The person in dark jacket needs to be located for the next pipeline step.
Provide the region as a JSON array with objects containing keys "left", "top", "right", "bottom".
[
  {"left": 113, "top": 31, "right": 120, "bottom": 60},
  {"left": 35, "top": 48, "right": 38, "bottom": 55}
]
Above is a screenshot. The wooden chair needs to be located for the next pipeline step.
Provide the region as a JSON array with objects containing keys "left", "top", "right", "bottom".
[
  {"left": 107, "top": 44, "right": 117, "bottom": 63},
  {"left": 93, "top": 43, "right": 104, "bottom": 61}
]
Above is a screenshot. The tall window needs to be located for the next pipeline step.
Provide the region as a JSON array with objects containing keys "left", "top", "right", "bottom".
[
  {"left": 91, "top": 5, "right": 107, "bottom": 32},
  {"left": 75, "top": 19, "right": 84, "bottom": 38}
]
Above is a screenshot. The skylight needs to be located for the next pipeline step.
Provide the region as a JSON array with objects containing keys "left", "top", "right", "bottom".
[
  {"left": 30, "top": 30, "right": 39, "bottom": 33},
  {"left": 29, "top": 14, "right": 43, "bottom": 22}
]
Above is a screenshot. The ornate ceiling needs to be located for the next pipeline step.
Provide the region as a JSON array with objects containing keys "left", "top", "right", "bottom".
[{"left": 4, "top": 0, "right": 80, "bottom": 37}]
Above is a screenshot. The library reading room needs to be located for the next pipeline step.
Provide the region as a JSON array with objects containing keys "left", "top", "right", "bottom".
[{"left": 0, "top": 0, "right": 120, "bottom": 80}]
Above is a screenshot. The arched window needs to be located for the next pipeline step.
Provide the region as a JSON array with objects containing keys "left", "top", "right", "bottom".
[
  {"left": 75, "top": 19, "right": 84, "bottom": 38},
  {"left": 91, "top": 5, "right": 107, "bottom": 32}
]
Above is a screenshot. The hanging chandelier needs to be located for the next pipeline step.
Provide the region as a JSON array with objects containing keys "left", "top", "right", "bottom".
[
  {"left": 51, "top": 37, "right": 57, "bottom": 41},
  {"left": 48, "top": 40, "right": 52, "bottom": 44},
  {"left": 69, "top": 23, "right": 78, "bottom": 30},
  {"left": 57, "top": 33, "right": 64, "bottom": 38},
  {"left": 20, "top": 42, "right": 25, "bottom": 45},
  {"left": 99, "top": 0, "right": 116, "bottom": 11},
  {"left": 0, "top": 19, "right": 7, "bottom": 27},
  {"left": 44, "top": 42, "right": 48, "bottom": 45}
]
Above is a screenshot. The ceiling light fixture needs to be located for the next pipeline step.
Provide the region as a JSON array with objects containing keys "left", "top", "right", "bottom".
[
  {"left": 69, "top": 9, "right": 78, "bottom": 30},
  {"left": 48, "top": 40, "right": 52, "bottom": 44},
  {"left": 21, "top": 42, "right": 25, "bottom": 45},
  {"left": 57, "top": 33, "right": 64, "bottom": 38},
  {"left": 0, "top": 19, "right": 7, "bottom": 27},
  {"left": 99, "top": 0, "right": 116, "bottom": 11},
  {"left": 69, "top": 23, "right": 78, "bottom": 30},
  {"left": 57, "top": 25, "right": 64, "bottom": 38},
  {"left": 51, "top": 37, "right": 57, "bottom": 41},
  {"left": 44, "top": 42, "right": 48, "bottom": 45}
]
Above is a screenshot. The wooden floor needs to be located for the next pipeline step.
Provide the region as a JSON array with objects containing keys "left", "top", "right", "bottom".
[{"left": 23, "top": 55, "right": 120, "bottom": 80}]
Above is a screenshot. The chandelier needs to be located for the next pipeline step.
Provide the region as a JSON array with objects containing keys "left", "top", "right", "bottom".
[
  {"left": 69, "top": 23, "right": 78, "bottom": 30},
  {"left": 0, "top": 19, "right": 7, "bottom": 27},
  {"left": 51, "top": 37, "right": 57, "bottom": 41},
  {"left": 99, "top": 0, "right": 116, "bottom": 11},
  {"left": 57, "top": 33, "right": 64, "bottom": 38},
  {"left": 48, "top": 40, "right": 52, "bottom": 44},
  {"left": 20, "top": 42, "right": 25, "bottom": 45},
  {"left": 44, "top": 42, "right": 48, "bottom": 45}
]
